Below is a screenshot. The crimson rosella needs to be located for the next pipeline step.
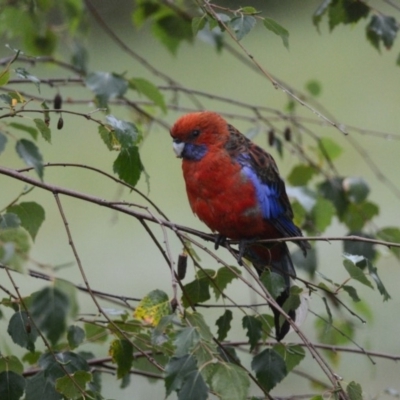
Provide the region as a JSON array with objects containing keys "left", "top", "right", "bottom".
[{"left": 170, "top": 111, "right": 309, "bottom": 341}]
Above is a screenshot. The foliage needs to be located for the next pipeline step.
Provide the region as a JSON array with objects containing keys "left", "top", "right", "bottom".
[{"left": 0, "top": 1, "right": 400, "bottom": 399}]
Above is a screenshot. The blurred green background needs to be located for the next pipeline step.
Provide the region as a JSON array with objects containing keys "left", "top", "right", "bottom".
[{"left": 1, "top": 0, "right": 400, "bottom": 398}]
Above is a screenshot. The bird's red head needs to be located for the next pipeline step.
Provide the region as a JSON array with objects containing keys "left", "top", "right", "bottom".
[{"left": 170, "top": 112, "right": 230, "bottom": 158}]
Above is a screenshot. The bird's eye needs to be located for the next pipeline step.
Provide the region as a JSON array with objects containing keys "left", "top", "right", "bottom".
[{"left": 190, "top": 129, "right": 200, "bottom": 138}]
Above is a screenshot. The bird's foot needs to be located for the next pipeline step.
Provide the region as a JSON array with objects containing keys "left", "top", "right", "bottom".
[
  {"left": 214, "top": 234, "right": 226, "bottom": 250},
  {"left": 237, "top": 239, "right": 256, "bottom": 266}
]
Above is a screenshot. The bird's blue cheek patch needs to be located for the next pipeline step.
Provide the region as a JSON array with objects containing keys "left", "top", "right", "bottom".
[{"left": 182, "top": 143, "right": 208, "bottom": 161}]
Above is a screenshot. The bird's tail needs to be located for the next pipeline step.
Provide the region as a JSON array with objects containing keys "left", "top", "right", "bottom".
[{"left": 245, "top": 242, "right": 302, "bottom": 341}]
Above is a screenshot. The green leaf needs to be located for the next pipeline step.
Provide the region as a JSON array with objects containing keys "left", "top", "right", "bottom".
[
  {"left": 0, "top": 355, "right": 24, "bottom": 374},
  {"left": 343, "top": 285, "right": 361, "bottom": 302},
  {"left": 0, "top": 94, "right": 12, "bottom": 105},
  {"left": 25, "top": 370, "right": 60, "bottom": 400},
  {"left": 33, "top": 118, "right": 51, "bottom": 143},
  {"left": 273, "top": 343, "right": 305, "bottom": 373},
  {"left": 165, "top": 355, "right": 208, "bottom": 400},
  {"left": 0, "top": 371, "right": 26, "bottom": 400},
  {"left": 209, "top": 363, "right": 250, "bottom": 400},
  {"left": 0, "top": 132, "right": 7, "bottom": 154},
  {"left": 229, "top": 15, "right": 256, "bottom": 41},
  {"left": 55, "top": 370, "right": 92, "bottom": 399},
  {"left": 7, "top": 311, "right": 38, "bottom": 352},
  {"left": 342, "top": 201, "right": 379, "bottom": 231},
  {"left": 251, "top": 348, "right": 287, "bottom": 391},
  {"left": 291, "top": 246, "right": 317, "bottom": 277},
  {"left": 311, "top": 197, "right": 335, "bottom": 233},
  {"left": 192, "top": 16, "right": 207, "bottom": 36},
  {"left": 305, "top": 79, "right": 322, "bottom": 97},
  {"left": 186, "top": 312, "right": 213, "bottom": 342},
  {"left": 343, "top": 177, "right": 370, "bottom": 203},
  {"left": 129, "top": 77, "right": 167, "bottom": 112},
  {"left": 98, "top": 125, "right": 116, "bottom": 150},
  {"left": 0, "top": 213, "right": 21, "bottom": 229},
  {"left": 343, "top": 254, "right": 373, "bottom": 289},
  {"left": 134, "top": 289, "right": 171, "bottom": 326},
  {"left": 174, "top": 327, "right": 200, "bottom": 357},
  {"left": 113, "top": 146, "right": 142, "bottom": 186},
  {"left": 366, "top": 260, "right": 391, "bottom": 301},
  {"left": 263, "top": 17, "right": 289, "bottom": 49},
  {"left": 67, "top": 325, "right": 85, "bottom": 350},
  {"left": 84, "top": 323, "right": 108, "bottom": 343},
  {"left": 24, "top": 28, "right": 57, "bottom": 56},
  {"left": 318, "top": 137, "right": 343, "bottom": 161},
  {"left": 313, "top": 0, "right": 332, "bottom": 30},
  {"left": 287, "top": 164, "right": 316, "bottom": 186},
  {"left": 318, "top": 177, "right": 348, "bottom": 217},
  {"left": 215, "top": 310, "right": 232, "bottom": 341},
  {"left": 182, "top": 276, "right": 211, "bottom": 308},
  {"left": 9, "top": 122, "right": 38, "bottom": 140},
  {"left": 7, "top": 202, "right": 45, "bottom": 241},
  {"left": 212, "top": 266, "right": 241, "bottom": 300},
  {"left": 109, "top": 339, "right": 133, "bottom": 379},
  {"left": 343, "top": 231, "right": 377, "bottom": 261},
  {"left": 242, "top": 316, "right": 262, "bottom": 352},
  {"left": 260, "top": 270, "right": 286, "bottom": 299},
  {"left": 0, "top": 227, "right": 30, "bottom": 271},
  {"left": 367, "top": 14, "right": 398, "bottom": 51},
  {"left": 0, "top": 69, "right": 10, "bottom": 86},
  {"left": 377, "top": 227, "right": 400, "bottom": 259},
  {"left": 328, "top": 0, "right": 369, "bottom": 31},
  {"left": 29, "top": 286, "right": 70, "bottom": 344},
  {"left": 347, "top": 381, "right": 363, "bottom": 400},
  {"left": 15, "top": 139, "right": 44, "bottom": 180},
  {"left": 86, "top": 72, "right": 128, "bottom": 106},
  {"left": 15, "top": 67, "right": 41, "bottom": 93},
  {"left": 106, "top": 115, "right": 139, "bottom": 148}
]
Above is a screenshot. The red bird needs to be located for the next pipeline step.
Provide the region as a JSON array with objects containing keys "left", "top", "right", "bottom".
[{"left": 170, "top": 111, "right": 309, "bottom": 340}]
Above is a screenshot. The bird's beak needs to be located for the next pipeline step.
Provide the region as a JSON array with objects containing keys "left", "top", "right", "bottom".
[{"left": 172, "top": 139, "right": 185, "bottom": 158}]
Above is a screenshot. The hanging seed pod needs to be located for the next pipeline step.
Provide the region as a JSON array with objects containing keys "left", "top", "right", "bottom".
[
  {"left": 284, "top": 127, "right": 291, "bottom": 142},
  {"left": 268, "top": 129, "right": 275, "bottom": 146},
  {"left": 57, "top": 116, "right": 64, "bottom": 130},
  {"left": 53, "top": 93, "right": 62, "bottom": 111},
  {"left": 177, "top": 253, "right": 188, "bottom": 280}
]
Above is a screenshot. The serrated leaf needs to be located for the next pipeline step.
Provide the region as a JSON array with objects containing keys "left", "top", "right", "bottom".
[
  {"left": 0, "top": 227, "right": 30, "bottom": 271},
  {"left": 182, "top": 276, "right": 211, "bottom": 308},
  {"left": 174, "top": 327, "right": 200, "bottom": 357},
  {"left": 260, "top": 270, "right": 286, "bottom": 299},
  {"left": 366, "top": 261, "right": 391, "bottom": 301},
  {"left": 134, "top": 289, "right": 171, "bottom": 326},
  {"left": 106, "top": 115, "right": 139, "bottom": 148},
  {"left": 29, "top": 286, "right": 70, "bottom": 344},
  {"left": 7, "top": 311, "right": 38, "bottom": 352},
  {"left": 229, "top": 15, "right": 256, "bottom": 41},
  {"left": 55, "top": 370, "right": 92, "bottom": 399},
  {"left": 192, "top": 16, "right": 207, "bottom": 35},
  {"left": 263, "top": 17, "right": 289, "bottom": 49},
  {"left": 212, "top": 266, "right": 240, "bottom": 300},
  {"left": 342, "top": 201, "right": 379, "bottom": 231},
  {"left": 343, "top": 231, "right": 377, "bottom": 261},
  {"left": 318, "top": 177, "right": 348, "bottom": 217},
  {"left": 343, "top": 254, "right": 373, "bottom": 288},
  {"left": 210, "top": 363, "right": 250, "bottom": 400},
  {"left": 129, "top": 77, "right": 166, "bottom": 112},
  {"left": 165, "top": 355, "right": 208, "bottom": 400},
  {"left": 25, "top": 370, "right": 60, "bottom": 400},
  {"left": 98, "top": 125, "right": 116, "bottom": 150},
  {"left": 347, "top": 381, "right": 363, "bottom": 400},
  {"left": 33, "top": 118, "right": 51, "bottom": 143},
  {"left": 0, "top": 213, "right": 21, "bottom": 229},
  {"left": 9, "top": 122, "right": 38, "bottom": 140},
  {"left": 84, "top": 323, "right": 108, "bottom": 343},
  {"left": 7, "top": 202, "right": 45, "bottom": 241},
  {"left": 0, "top": 132, "right": 7, "bottom": 155},
  {"left": 15, "top": 67, "right": 41, "bottom": 92},
  {"left": 109, "top": 339, "right": 133, "bottom": 379},
  {"left": 186, "top": 312, "right": 213, "bottom": 342},
  {"left": 313, "top": 0, "right": 331, "bottom": 30},
  {"left": 0, "top": 370, "right": 26, "bottom": 400},
  {"left": 67, "top": 325, "right": 85, "bottom": 350},
  {"left": 318, "top": 137, "right": 343, "bottom": 161},
  {"left": 242, "top": 316, "right": 262, "bottom": 352},
  {"left": 216, "top": 310, "right": 232, "bottom": 341},
  {"left": 15, "top": 139, "right": 44, "bottom": 180},
  {"left": 273, "top": 343, "right": 305, "bottom": 372},
  {"left": 343, "top": 285, "right": 361, "bottom": 302},
  {"left": 86, "top": 72, "right": 128, "bottom": 106},
  {"left": 113, "top": 146, "right": 142, "bottom": 186},
  {"left": 328, "top": 0, "right": 369, "bottom": 31},
  {"left": 367, "top": 14, "right": 398, "bottom": 51},
  {"left": 343, "top": 177, "right": 370, "bottom": 203},
  {"left": 251, "top": 348, "right": 287, "bottom": 391},
  {"left": 287, "top": 164, "right": 316, "bottom": 186},
  {"left": 311, "top": 197, "right": 335, "bottom": 233},
  {"left": 377, "top": 227, "right": 400, "bottom": 259}
]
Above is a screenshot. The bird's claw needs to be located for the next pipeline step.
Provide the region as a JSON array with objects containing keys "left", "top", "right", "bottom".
[{"left": 214, "top": 234, "right": 226, "bottom": 250}]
